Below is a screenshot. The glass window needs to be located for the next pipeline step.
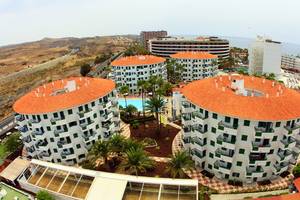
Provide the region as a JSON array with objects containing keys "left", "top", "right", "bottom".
[
  {"left": 212, "top": 113, "right": 218, "bottom": 119},
  {"left": 272, "top": 136, "right": 278, "bottom": 141},
  {"left": 275, "top": 122, "right": 281, "bottom": 127},
  {"left": 244, "top": 120, "right": 250, "bottom": 126},
  {"left": 225, "top": 116, "right": 231, "bottom": 123},
  {"left": 209, "top": 153, "right": 214, "bottom": 158},
  {"left": 43, "top": 114, "right": 48, "bottom": 119},
  {"left": 74, "top": 133, "right": 78, "bottom": 138},
  {"left": 237, "top": 161, "right": 242, "bottom": 166},
  {"left": 239, "top": 149, "right": 245, "bottom": 154},
  {"left": 68, "top": 109, "right": 73, "bottom": 115},
  {"left": 210, "top": 141, "right": 215, "bottom": 146},
  {"left": 241, "top": 135, "right": 248, "bottom": 141},
  {"left": 211, "top": 127, "right": 216, "bottom": 133}
]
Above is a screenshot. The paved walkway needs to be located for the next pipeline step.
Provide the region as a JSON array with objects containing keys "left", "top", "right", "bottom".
[
  {"left": 150, "top": 156, "right": 171, "bottom": 163},
  {"left": 120, "top": 121, "right": 130, "bottom": 139},
  {"left": 171, "top": 132, "right": 293, "bottom": 194},
  {"left": 210, "top": 189, "right": 289, "bottom": 200}
]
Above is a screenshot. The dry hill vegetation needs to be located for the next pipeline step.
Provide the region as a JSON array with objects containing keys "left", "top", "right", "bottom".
[{"left": 0, "top": 35, "right": 134, "bottom": 120}]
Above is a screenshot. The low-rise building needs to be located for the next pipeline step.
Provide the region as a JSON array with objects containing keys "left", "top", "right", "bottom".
[
  {"left": 174, "top": 75, "right": 300, "bottom": 183},
  {"left": 170, "top": 52, "right": 218, "bottom": 81},
  {"left": 281, "top": 54, "right": 300, "bottom": 71},
  {"left": 110, "top": 55, "right": 167, "bottom": 93},
  {"left": 13, "top": 77, "right": 120, "bottom": 165}
]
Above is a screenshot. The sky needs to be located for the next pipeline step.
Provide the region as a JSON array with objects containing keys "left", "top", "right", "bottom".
[{"left": 1, "top": 0, "right": 300, "bottom": 46}]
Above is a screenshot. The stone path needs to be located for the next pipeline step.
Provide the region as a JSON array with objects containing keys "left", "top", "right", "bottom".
[{"left": 120, "top": 121, "right": 130, "bottom": 138}]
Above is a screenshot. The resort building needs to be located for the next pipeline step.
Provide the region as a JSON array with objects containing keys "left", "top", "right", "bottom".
[
  {"left": 13, "top": 77, "right": 120, "bottom": 165},
  {"left": 110, "top": 55, "right": 167, "bottom": 93},
  {"left": 170, "top": 52, "right": 218, "bottom": 81},
  {"left": 281, "top": 54, "right": 300, "bottom": 71},
  {"left": 148, "top": 36, "right": 230, "bottom": 59},
  {"left": 249, "top": 36, "right": 282, "bottom": 75},
  {"left": 1, "top": 158, "right": 198, "bottom": 200},
  {"left": 175, "top": 75, "right": 300, "bottom": 183},
  {"left": 140, "top": 30, "right": 168, "bottom": 48}
]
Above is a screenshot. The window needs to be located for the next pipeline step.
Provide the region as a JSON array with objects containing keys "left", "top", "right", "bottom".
[
  {"left": 96, "top": 124, "right": 99, "bottom": 129},
  {"left": 43, "top": 114, "right": 48, "bottom": 119},
  {"left": 93, "top": 113, "right": 97, "bottom": 118},
  {"left": 232, "top": 172, "right": 240, "bottom": 177},
  {"left": 46, "top": 126, "right": 51, "bottom": 131},
  {"left": 54, "top": 149, "right": 58, "bottom": 153},
  {"left": 57, "top": 159, "right": 61, "bottom": 162},
  {"left": 272, "top": 136, "right": 278, "bottom": 141},
  {"left": 262, "top": 173, "right": 267, "bottom": 177},
  {"left": 208, "top": 164, "right": 212, "bottom": 169},
  {"left": 50, "top": 138, "right": 54, "bottom": 142},
  {"left": 210, "top": 141, "right": 215, "bottom": 146},
  {"left": 74, "top": 133, "right": 78, "bottom": 138},
  {"left": 239, "top": 149, "right": 245, "bottom": 154},
  {"left": 241, "top": 135, "right": 248, "bottom": 141},
  {"left": 266, "top": 162, "right": 271, "bottom": 166},
  {"left": 69, "top": 121, "right": 77, "bottom": 127},
  {"left": 91, "top": 102, "right": 95, "bottom": 107},
  {"left": 268, "top": 149, "right": 274, "bottom": 154},
  {"left": 244, "top": 120, "right": 250, "bottom": 126},
  {"left": 209, "top": 153, "right": 214, "bottom": 158},
  {"left": 79, "top": 154, "right": 85, "bottom": 159},
  {"left": 68, "top": 109, "right": 73, "bottom": 115},
  {"left": 211, "top": 127, "right": 216, "bottom": 133},
  {"left": 76, "top": 144, "right": 81, "bottom": 149},
  {"left": 212, "top": 113, "right": 218, "bottom": 119},
  {"left": 236, "top": 161, "right": 242, "bottom": 166},
  {"left": 275, "top": 122, "right": 281, "bottom": 127},
  {"left": 225, "top": 116, "right": 231, "bottom": 123}
]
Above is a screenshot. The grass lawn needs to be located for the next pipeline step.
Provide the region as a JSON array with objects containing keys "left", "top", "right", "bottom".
[{"left": 0, "top": 183, "right": 31, "bottom": 200}]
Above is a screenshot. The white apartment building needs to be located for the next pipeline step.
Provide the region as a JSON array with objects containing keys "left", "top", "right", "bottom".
[
  {"left": 149, "top": 36, "right": 230, "bottom": 59},
  {"left": 281, "top": 54, "right": 300, "bottom": 71},
  {"left": 170, "top": 52, "right": 218, "bottom": 81},
  {"left": 13, "top": 77, "right": 120, "bottom": 165},
  {"left": 174, "top": 75, "right": 300, "bottom": 183},
  {"left": 249, "top": 36, "right": 282, "bottom": 75},
  {"left": 110, "top": 55, "right": 167, "bottom": 93}
]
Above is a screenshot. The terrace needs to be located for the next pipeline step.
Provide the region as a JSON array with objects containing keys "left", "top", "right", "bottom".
[{"left": 17, "top": 159, "right": 198, "bottom": 200}]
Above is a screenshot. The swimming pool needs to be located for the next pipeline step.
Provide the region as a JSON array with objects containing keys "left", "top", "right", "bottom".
[{"left": 118, "top": 98, "right": 144, "bottom": 111}]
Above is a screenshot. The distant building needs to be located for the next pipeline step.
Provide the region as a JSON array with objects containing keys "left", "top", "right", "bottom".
[
  {"left": 281, "top": 54, "right": 300, "bottom": 71},
  {"left": 170, "top": 51, "right": 218, "bottom": 81},
  {"left": 149, "top": 36, "right": 230, "bottom": 59},
  {"left": 249, "top": 36, "right": 282, "bottom": 75},
  {"left": 110, "top": 55, "right": 167, "bottom": 93},
  {"left": 174, "top": 75, "right": 300, "bottom": 184},
  {"left": 13, "top": 77, "right": 120, "bottom": 165},
  {"left": 140, "top": 30, "right": 168, "bottom": 49}
]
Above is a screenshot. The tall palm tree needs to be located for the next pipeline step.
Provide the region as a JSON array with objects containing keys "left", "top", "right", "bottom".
[
  {"left": 90, "top": 140, "right": 110, "bottom": 166},
  {"left": 119, "top": 85, "right": 129, "bottom": 108},
  {"left": 137, "top": 80, "right": 146, "bottom": 117},
  {"left": 148, "top": 75, "right": 164, "bottom": 96},
  {"left": 165, "top": 151, "right": 194, "bottom": 178},
  {"left": 108, "top": 134, "right": 126, "bottom": 156},
  {"left": 120, "top": 147, "right": 154, "bottom": 176},
  {"left": 145, "top": 96, "right": 165, "bottom": 135},
  {"left": 125, "top": 105, "right": 138, "bottom": 117}
]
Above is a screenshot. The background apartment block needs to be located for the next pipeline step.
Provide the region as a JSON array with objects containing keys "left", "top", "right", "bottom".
[{"left": 140, "top": 30, "right": 168, "bottom": 49}]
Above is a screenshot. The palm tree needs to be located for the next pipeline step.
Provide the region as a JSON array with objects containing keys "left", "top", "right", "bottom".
[
  {"left": 165, "top": 151, "right": 194, "bottom": 178},
  {"left": 125, "top": 105, "right": 138, "bottom": 117},
  {"left": 89, "top": 140, "right": 110, "bottom": 166},
  {"left": 124, "top": 138, "right": 144, "bottom": 152},
  {"left": 120, "top": 147, "right": 154, "bottom": 176},
  {"left": 148, "top": 75, "right": 164, "bottom": 96},
  {"left": 145, "top": 96, "right": 165, "bottom": 135},
  {"left": 137, "top": 80, "right": 146, "bottom": 117},
  {"left": 119, "top": 85, "right": 129, "bottom": 108},
  {"left": 157, "top": 82, "right": 173, "bottom": 96},
  {"left": 108, "top": 134, "right": 126, "bottom": 156},
  {"left": 166, "top": 59, "right": 184, "bottom": 84}
]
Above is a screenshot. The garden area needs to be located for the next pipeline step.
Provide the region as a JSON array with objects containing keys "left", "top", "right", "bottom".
[{"left": 0, "top": 132, "right": 22, "bottom": 165}]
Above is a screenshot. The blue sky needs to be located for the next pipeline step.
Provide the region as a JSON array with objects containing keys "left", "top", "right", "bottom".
[{"left": 0, "top": 0, "right": 300, "bottom": 46}]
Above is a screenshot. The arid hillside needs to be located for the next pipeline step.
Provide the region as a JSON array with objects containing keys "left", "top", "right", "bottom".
[{"left": 0, "top": 35, "right": 134, "bottom": 120}]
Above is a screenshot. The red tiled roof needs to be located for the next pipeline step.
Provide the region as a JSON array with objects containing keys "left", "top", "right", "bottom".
[
  {"left": 111, "top": 55, "right": 166, "bottom": 66},
  {"left": 181, "top": 75, "right": 300, "bottom": 120},
  {"left": 13, "top": 77, "right": 115, "bottom": 114},
  {"left": 170, "top": 51, "right": 218, "bottom": 59}
]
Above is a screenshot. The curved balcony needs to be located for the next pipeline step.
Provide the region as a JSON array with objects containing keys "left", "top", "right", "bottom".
[
  {"left": 254, "top": 127, "right": 274, "bottom": 138},
  {"left": 249, "top": 153, "right": 268, "bottom": 165},
  {"left": 279, "top": 137, "right": 296, "bottom": 149},
  {"left": 246, "top": 167, "right": 264, "bottom": 178},
  {"left": 78, "top": 108, "right": 93, "bottom": 119},
  {"left": 218, "top": 121, "right": 238, "bottom": 135},
  {"left": 192, "top": 112, "right": 207, "bottom": 125},
  {"left": 276, "top": 150, "right": 293, "bottom": 162},
  {"left": 181, "top": 102, "right": 194, "bottom": 114},
  {"left": 273, "top": 162, "right": 289, "bottom": 174},
  {"left": 15, "top": 115, "right": 25, "bottom": 122},
  {"left": 216, "top": 135, "right": 236, "bottom": 150},
  {"left": 284, "top": 124, "right": 300, "bottom": 135},
  {"left": 251, "top": 141, "right": 271, "bottom": 153},
  {"left": 214, "top": 160, "right": 232, "bottom": 174},
  {"left": 215, "top": 148, "right": 234, "bottom": 163}
]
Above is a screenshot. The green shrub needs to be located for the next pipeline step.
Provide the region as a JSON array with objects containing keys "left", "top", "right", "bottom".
[{"left": 36, "top": 190, "right": 54, "bottom": 200}]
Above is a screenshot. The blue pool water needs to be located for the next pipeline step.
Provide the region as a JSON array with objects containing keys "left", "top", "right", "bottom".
[{"left": 118, "top": 98, "right": 144, "bottom": 111}]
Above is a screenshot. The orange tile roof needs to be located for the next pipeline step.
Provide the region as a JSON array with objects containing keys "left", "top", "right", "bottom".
[
  {"left": 13, "top": 77, "right": 115, "bottom": 114},
  {"left": 170, "top": 51, "right": 218, "bottom": 59},
  {"left": 111, "top": 55, "right": 166, "bottom": 66},
  {"left": 181, "top": 75, "right": 300, "bottom": 120}
]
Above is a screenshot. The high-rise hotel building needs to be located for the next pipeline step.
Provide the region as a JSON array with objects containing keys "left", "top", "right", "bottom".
[
  {"left": 176, "top": 75, "right": 300, "bottom": 183},
  {"left": 149, "top": 36, "right": 229, "bottom": 59},
  {"left": 13, "top": 77, "right": 120, "bottom": 165},
  {"left": 170, "top": 52, "right": 218, "bottom": 81},
  {"left": 110, "top": 55, "right": 167, "bottom": 93}
]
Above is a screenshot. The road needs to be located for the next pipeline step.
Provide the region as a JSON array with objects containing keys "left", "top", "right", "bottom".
[{"left": 0, "top": 114, "right": 16, "bottom": 137}]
